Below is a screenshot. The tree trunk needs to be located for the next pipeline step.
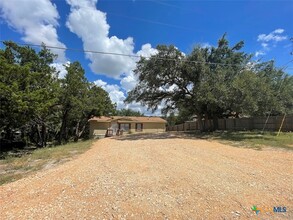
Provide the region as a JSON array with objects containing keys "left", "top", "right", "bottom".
[
  {"left": 58, "top": 109, "right": 68, "bottom": 145},
  {"left": 212, "top": 115, "right": 218, "bottom": 131},
  {"left": 4, "top": 126, "right": 12, "bottom": 140},
  {"left": 78, "top": 125, "right": 86, "bottom": 138},
  {"left": 74, "top": 120, "right": 80, "bottom": 142},
  {"left": 74, "top": 121, "right": 86, "bottom": 142},
  {"left": 41, "top": 123, "right": 47, "bottom": 147},
  {"left": 36, "top": 124, "right": 43, "bottom": 147},
  {"left": 29, "top": 125, "right": 38, "bottom": 147}
]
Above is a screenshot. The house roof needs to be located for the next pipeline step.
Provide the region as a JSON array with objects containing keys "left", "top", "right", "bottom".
[{"left": 89, "top": 116, "right": 167, "bottom": 123}]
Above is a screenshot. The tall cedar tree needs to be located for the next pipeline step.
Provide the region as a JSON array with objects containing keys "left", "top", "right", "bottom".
[
  {"left": 0, "top": 42, "right": 115, "bottom": 149},
  {"left": 0, "top": 42, "right": 59, "bottom": 147}
]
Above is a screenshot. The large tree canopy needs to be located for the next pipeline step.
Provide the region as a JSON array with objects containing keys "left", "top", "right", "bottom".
[{"left": 126, "top": 35, "right": 293, "bottom": 130}]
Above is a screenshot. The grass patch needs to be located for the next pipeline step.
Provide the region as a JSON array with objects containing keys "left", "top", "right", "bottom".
[
  {"left": 0, "top": 173, "right": 23, "bottom": 185},
  {"left": 193, "top": 131, "right": 293, "bottom": 150},
  {"left": 0, "top": 140, "right": 94, "bottom": 185}
]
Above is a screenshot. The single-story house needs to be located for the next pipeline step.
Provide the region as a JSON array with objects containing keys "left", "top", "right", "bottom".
[{"left": 89, "top": 116, "right": 167, "bottom": 138}]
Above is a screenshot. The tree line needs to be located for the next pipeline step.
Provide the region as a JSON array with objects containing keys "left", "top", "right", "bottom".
[
  {"left": 0, "top": 41, "right": 140, "bottom": 151},
  {"left": 1, "top": 36, "right": 292, "bottom": 150},
  {"left": 126, "top": 35, "right": 293, "bottom": 130}
]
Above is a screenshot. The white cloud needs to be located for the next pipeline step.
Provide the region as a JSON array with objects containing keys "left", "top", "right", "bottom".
[
  {"left": 66, "top": 0, "right": 97, "bottom": 8},
  {"left": 66, "top": 0, "right": 158, "bottom": 80},
  {"left": 200, "top": 42, "right": 212, "bottom": 48},
  {"left": 0, "top": 0, "right": 67, "bottom": 62},
  {"left": 94, "top": 80, "right": 126, "bottom": 109},
  {"left": 137, "top": 43, "right": 158, "bottom": 57},
  {"left": 66, "top": 0, "right": 136, "bottom": 79},
  {"left": 94, "top": 79, "right": 163, "bottom": 116},
  {"left": 94, "top": 79, "right": 107, "bottom": 87},
  {"left": 127, "top": 102, "right": 163, "bottom": 116},
  {"left": 258, "top": 34, "right": 287, "bottom": 42},
  {"left": 255, "top": 28, "right": 287, "bottom": 57},
  {"left": 261, "top": 43, "right": 268, "bottom": 49},
  {"left": 50, "top": 62, "right": 70, "bottom": 79},
  {"left": 257, "top": 28, "right": 287, "bottom": 43},
  {"left": 255, "top": 50, "right": 265, "bottom": 57},
  {"left": 120, "top": 72, "right": 138, "bottom": 92},
  {"left": 272, "top": 28, "right": 285, "bottom": 34}
]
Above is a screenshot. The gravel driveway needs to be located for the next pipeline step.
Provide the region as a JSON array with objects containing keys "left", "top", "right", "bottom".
[{"left": 0, "top": 133, "right": 292, "bottom": 219}]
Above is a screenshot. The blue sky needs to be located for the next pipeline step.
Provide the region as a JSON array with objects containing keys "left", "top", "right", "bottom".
[{"left": 0, "top": 0, "right": 292, "bottom": 114}]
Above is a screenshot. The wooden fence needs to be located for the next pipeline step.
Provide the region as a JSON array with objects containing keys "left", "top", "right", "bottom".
[{"left": 167, "top": 115, "right": 293, "bottom": 132}]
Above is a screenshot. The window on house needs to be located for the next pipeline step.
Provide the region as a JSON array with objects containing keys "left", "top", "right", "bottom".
[
  {"left": 136, "top": 123, "right": 143, "bottom": 132},
  {"left": 119, "top": 123, "right": 130, "bottom": 132}
]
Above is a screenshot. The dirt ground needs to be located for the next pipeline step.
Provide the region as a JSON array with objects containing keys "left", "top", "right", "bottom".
[{"left": 0, "top": 133, "right": 292, "bottom": 219}]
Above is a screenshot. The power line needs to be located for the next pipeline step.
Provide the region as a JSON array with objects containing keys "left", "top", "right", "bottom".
[
  {"left": 1, "top": 40, "right": 292, "bottom": 70},
  {"left": 1, "top": 41, "right": 141, "bottom": 58},
  {"left": 0, "top": 40, "right": 254, "bottom": 68}
]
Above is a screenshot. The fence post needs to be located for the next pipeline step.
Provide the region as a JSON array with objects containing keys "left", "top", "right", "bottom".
[{"left": 277, "top": 114, "right": 286, "bottom": 135}]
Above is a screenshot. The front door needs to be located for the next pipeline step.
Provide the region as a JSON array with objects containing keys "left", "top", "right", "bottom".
[{"left": 111, "top": 122, "right": 118, "bottom": 134}]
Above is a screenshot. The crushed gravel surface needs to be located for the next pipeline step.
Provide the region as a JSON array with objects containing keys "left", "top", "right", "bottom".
[{"left": 0, "top": 133, "right": 292, "bottom": 219}]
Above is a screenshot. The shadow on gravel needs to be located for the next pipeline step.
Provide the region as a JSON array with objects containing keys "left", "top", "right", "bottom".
[
  {"left": 113, "top": 131, "right": 293, "bottom": 151},
  {"left": 113, "top": 132, "right": 198, "bottom": 141}
]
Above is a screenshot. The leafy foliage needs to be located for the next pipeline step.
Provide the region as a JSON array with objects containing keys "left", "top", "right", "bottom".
[
  {"left": 0, "top": 41, "right": 115, "bottom": 150},
  {"left": 116, "top": 108, "right": 144, "bottom": 116},
  {"left": 126, "top": 35, "right": 293, "bottom": 130}
]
